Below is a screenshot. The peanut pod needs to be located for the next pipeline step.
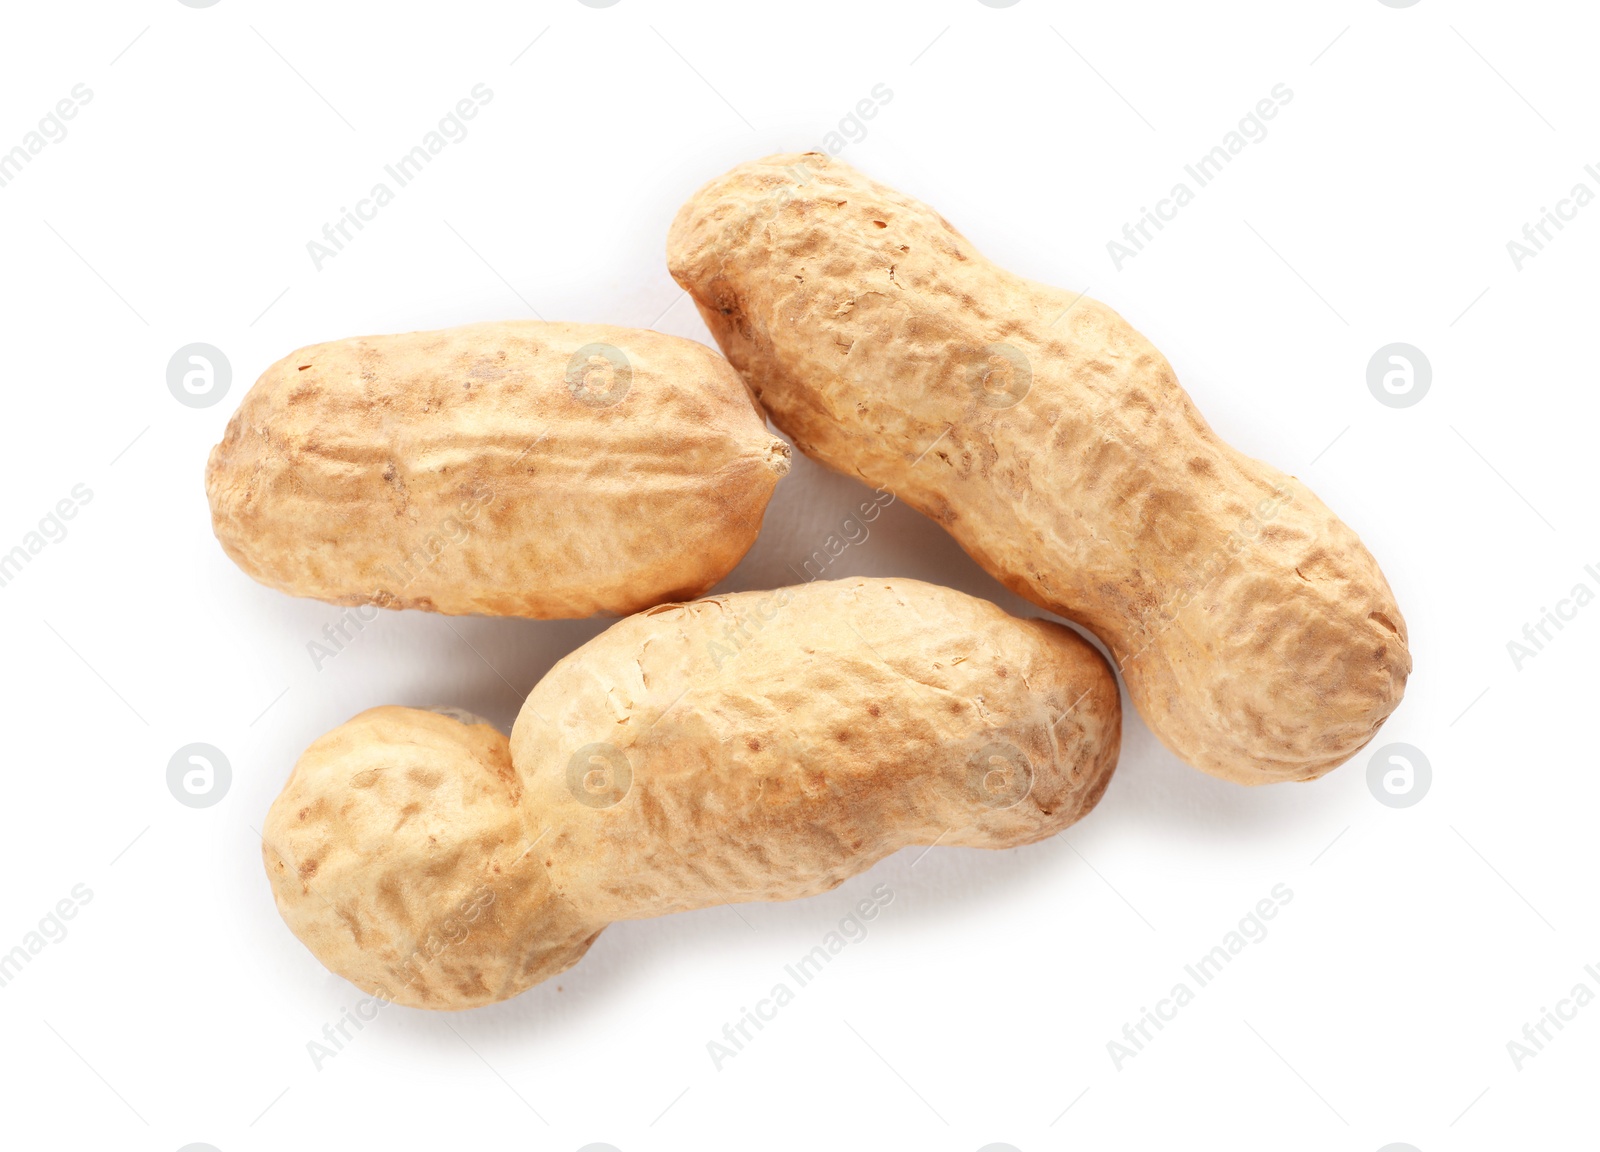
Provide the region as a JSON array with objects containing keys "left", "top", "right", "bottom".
[
  {"left": 262, "top": 578, "right": 1120, "bottom": 1008},
  {"left": 207, "top": 321, "right": 790, "bottom": 618},
  {"left": 667, "top": 153, "right": 1411, "bottom": 784}
]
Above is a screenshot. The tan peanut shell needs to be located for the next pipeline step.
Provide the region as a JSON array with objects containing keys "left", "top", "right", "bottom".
[
  {"left": 667, "top": 153, "right": 1411, "bottom": 785},
  {"left": 263, "top": 578, "right": 1120, "bottom": 1009},
  {"left": 206, "top": 321, "right": 790, "bottom": 618}
]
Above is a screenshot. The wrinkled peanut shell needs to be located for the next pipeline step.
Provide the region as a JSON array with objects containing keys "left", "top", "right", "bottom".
[
  {"left": 667, "top": 153, "right": 1411, "bottom": 784},
  {"left": 263, "top": 578, "right": 1120, "bottom": 1008},
  {"left": 208, "top": 321, "right": 790, "bottom": 618}
]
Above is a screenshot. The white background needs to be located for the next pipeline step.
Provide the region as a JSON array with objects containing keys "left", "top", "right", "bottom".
[{"left": 0, "top": 1, "right": 1593, "bottom": 1149}]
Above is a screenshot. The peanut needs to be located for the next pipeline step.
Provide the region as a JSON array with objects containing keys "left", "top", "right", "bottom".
[
  {"left": 207, "top": 321, "right": 790, "bottom": 618},
  {"left": 667, "top": 153, "right": 1411, "bottom": 784},
  {"left": 263, "top": 578, "right": 1120, "bottom": 1008}
]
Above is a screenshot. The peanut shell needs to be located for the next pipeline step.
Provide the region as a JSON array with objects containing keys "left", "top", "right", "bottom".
[
  {"left": 263, "top": 578, "right": 1120, "bottom": 1008},
  {"left": 667, "top": 153, "right": 1411, "bottom": 784},
  {"left": 207, "top": 321, "right": 790, "bottom": 618}
]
